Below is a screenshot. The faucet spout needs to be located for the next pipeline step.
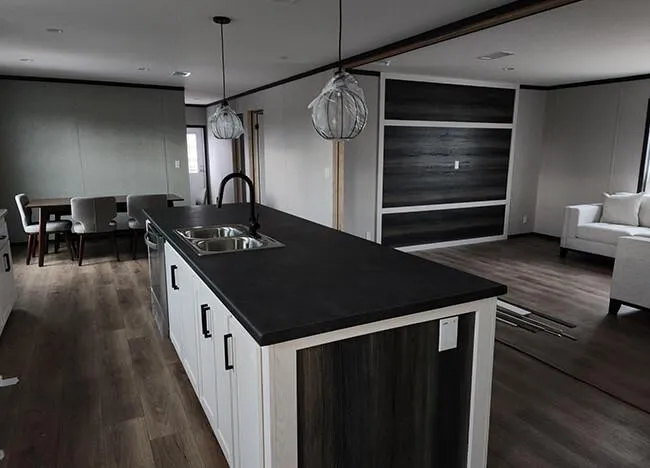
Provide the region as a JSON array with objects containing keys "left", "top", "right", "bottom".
[{"left": 217, "top": 172, "right": 260, "bottom": 236}]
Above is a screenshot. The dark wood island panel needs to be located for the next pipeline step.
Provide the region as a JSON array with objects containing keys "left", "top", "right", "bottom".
[{"left": 297, "top": 313, "right": 475, "bottom": 468}]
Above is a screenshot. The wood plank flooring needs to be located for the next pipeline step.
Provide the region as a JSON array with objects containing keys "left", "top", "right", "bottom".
[
  {"left": 1, "top": 237, "right": 650, "bottom": 467},
  {"left": 0, "top": 242, "right": 227, "bottom": 468}
]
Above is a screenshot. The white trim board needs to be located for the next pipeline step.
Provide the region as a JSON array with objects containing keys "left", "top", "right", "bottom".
[
  {"left": 397, "top": 235, "right": 507, "bottom": 253},
  {"left": 375, "top": 73, "right": 387, "bottom": 243},
  {"left": 385, "top": 120, "right": 513, "bottom": 129},
  {"left": 383, "top": 200, "right": 506, "bottom": 215}
]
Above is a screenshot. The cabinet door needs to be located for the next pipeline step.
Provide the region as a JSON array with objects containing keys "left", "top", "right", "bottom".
[
  {"left": 215, "top": 310, "right": 235, "bottom": 466},
  {"left": 0, "top": 241, "right": 16, "bottom": 336},
  {"left": 164, "top": 244, "right": 184, "bottom": 356},
  {"left": 195, "top": 280, "right": 220, "bottom": 433},
  {"left": 180, "top": 268, "right": 200, "bottom": 394},
  {"left": 231, "top": 317, "right": 264, "bottom": 468},
  {"left": 164, "top": 244, "right": 200, "bottom": 393}
]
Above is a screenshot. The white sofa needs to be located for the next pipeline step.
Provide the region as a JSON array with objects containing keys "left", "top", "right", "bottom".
[
  {"left": 561, "top": 201, "right": 650, "bottom": 258},
  {"left": 609, "top": 236, "right": 650, "bottom": 314}
]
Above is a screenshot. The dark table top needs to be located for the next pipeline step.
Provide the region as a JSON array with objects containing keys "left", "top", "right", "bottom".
[
  {"left": 145, "top": 204, "right": 506, "bottom": 345},
  {"left": 26, "top": 194, "right": 183, "bottom": 209}
]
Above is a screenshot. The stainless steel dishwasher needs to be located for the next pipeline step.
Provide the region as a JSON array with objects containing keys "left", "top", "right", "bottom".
[{"left": 145, "top": 220, "right": 168, "bottom": 338}]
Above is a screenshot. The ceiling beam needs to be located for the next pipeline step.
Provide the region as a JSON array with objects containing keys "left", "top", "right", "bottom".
[{"left": 212, "top": 0, "right": 584, "bottom": 106}]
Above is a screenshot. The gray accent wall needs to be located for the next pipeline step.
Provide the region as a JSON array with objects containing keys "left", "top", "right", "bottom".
[
  {"left": 0, "top": 79, "right": 190, "bottom": 240},
  {"left": 534, "top": 79, "right": 650, "bottom": 236},
  {"left": 185, "top": 106, "right": 207, "bottom": 126}
]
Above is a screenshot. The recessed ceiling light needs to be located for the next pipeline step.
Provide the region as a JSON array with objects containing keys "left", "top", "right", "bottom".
[
  {"left": 19, "top": 58, "right": 34, "bottom": 63},
  {"left": 46, "top": 28, "right": 64, "bottom": 33},
  {"left": 477, "top": 51, "right": 515, "bottom": 61},
  {"left": 502, "top": 66, "right": 516, "bottom": 71},
  {"left": 172, "top": 71, "right": 191, "bottom": 77}
]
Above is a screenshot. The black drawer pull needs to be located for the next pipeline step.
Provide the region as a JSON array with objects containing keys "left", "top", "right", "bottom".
[
  {"left": 3, "top": 253, "right": 10, "bottom": 272},
  {"left": 170, "top": 265, "right": 179, "bottom": 290},
  {"left": 224, "top": 334, "right": 234, "bottom": 370},
  {"left": 201, "top": 304, "right": 212, "bottom": 338}
]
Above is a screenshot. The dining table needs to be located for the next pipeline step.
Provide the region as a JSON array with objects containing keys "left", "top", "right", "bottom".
[{"left": 26, "top": 194, "right": 183, "bottom": 267}]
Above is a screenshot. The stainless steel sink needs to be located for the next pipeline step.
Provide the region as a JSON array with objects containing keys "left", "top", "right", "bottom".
[
  {"left": 195, "top": 237, "right": 263, "bottom": 252},
  {"left": 174, "top": 224, "right": 283, "bottom": 256},
  {"left": 177, "top": 225, "right": 246, "bottom": 240}
]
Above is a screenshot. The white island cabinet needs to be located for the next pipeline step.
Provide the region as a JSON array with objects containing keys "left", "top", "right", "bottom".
[
  {"left": 0, "top": 210, "right": 17, "bottom": 337},
  {"left": 164, "top": 242, "right": 497, "bottom": 468}
]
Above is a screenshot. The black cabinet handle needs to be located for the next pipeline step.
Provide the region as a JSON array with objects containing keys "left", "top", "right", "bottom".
[
  {"left": 3, "top": 253, "right": 10, "bottom": 272},
  {"left": 201, "top": 304, "right": 212, "bottom": 338},
  {"left": 224, "top": 334, "right": 234, "bottom": 370},
  {"left": 170, "top": 265, "right": 179, "bottom": 290}
]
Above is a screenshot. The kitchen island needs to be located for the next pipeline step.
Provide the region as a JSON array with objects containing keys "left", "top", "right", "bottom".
[{"left": 145, "top": 204, "right": 506, "bottom": 468}]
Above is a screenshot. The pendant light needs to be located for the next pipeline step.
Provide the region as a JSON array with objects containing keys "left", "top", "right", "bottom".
[
  {"left": 308, "top": 0, "right": 368, "bottom": 140},
  {"left": 209, "top": 16, "right": 244, "bottom": 140}
]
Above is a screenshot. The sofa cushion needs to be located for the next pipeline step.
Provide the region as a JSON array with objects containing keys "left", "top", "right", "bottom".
[
  {"left": 629, "top": 227, "right": 650, "bottom": 238},
  {"left": 601, "top": 193, "right": 643, "bottom": 226},
  {"left": 639, "top": 195, "right": 650, "bottom": 227},
  {"left": 576, "top": 223, "right": 649, "bottom": 245}
]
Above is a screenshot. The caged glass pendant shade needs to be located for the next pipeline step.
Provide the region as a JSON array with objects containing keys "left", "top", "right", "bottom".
[
  {"left": 209, "top": 102, "right": 244, "bottom": 140},
  {"left": 309, "top": 70, "right": 368, "bottom": 140}
]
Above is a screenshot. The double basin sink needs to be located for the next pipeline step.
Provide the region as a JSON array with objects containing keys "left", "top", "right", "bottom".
[{"left": 175, "top": 224, "right": 283, "bottom": 256}]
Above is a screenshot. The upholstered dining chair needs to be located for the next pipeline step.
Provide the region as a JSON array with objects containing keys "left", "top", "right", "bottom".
[
  {"left": 126, "top": 194, "right": 168, "bottom": 259},
  {"left": 70, "top": 196, "right": 119, "bottom": 266},
  {"left": 15, "top": 193, "right": 75, "bottom": 265}
]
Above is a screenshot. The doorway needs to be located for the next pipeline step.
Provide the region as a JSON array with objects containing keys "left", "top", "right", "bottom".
[
  {"left": 249, "top": 110, "right": 265, "bottom": 204},
  {"left": 231, "top": 114, "right": 247, "bottom": 203},
  {"left": 186, "top": 126, "right": 209, "bottom": 205}
]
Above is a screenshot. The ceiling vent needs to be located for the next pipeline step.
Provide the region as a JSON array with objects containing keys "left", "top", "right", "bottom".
[{"left": 477, "top": 51, "right": 515, "bottom": 61}]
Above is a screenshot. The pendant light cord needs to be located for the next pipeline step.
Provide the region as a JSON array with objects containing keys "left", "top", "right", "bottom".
[
  {"left": 220, "top": 23, "right": 227, "bottom": 101},
  {"left": 338, "top": 0, "right": 343, "bottom": 72}
]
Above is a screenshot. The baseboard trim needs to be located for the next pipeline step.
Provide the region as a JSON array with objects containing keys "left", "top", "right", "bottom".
[{"left": 507, "top": 232, "right": 560, "bottom": 242}]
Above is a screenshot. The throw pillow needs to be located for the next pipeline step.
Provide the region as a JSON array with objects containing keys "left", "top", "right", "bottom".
[
  {"left": 639, "top": 195, "right": 650, "bottom": 227},
  {"left": 601, "top": 193, "right": 643, "bottom": 226}
]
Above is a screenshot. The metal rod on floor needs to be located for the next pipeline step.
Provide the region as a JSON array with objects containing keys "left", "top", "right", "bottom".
[
  {"left": 499, "top": 298, "right": 577, "bottom": 328},
  {"left": 497, "top": 307, "right": 577, "bottom": 341}
]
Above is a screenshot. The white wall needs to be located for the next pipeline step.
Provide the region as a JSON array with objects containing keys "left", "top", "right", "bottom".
[
  {"left": 343, "top": 74, "right": 380, "bottom": 241},
  {"left": 0, "top": 79, "right": 189, "bottom": 240},
  {"left": 534, "top": 79, "right": 650, "bottom": 236},
  {"left": 185, "top": 105, "right": 207, "bottom": 126},
  {"left": 232, "top": 72, "right": 335, "bottom": 227},
  {"left": 508, "top": 89, "right": 547, "bottom": 235}
]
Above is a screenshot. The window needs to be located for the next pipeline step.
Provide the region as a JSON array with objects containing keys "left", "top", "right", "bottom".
[
  {"left": 186, "top": 133, "right": 199, "bottom": 174},
  {"left": 638, "top": 99, "right": 650, "bottom": 192}
]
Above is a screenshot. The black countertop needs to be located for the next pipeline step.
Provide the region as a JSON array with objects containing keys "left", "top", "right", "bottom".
[{"left": 145, "top": 204, "right": 506, "bottom": 345}]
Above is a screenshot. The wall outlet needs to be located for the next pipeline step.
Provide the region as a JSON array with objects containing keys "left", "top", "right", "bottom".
[
  {"left": 365, "top": 231, "right": 372, "bottom": 240},
  {"left": 454, "top": 160, "right": 460, "bottom": 170},
  {"left": 174, "top": 160, "right": 181, "bottom": 169},
  {"left": 522, "top": 215, "right": 528, "bottom": 224},
  {"left": 439, "top": 316, "right": 459, "bottom": 352},
  {"left": 324, "top": 167, "right": 331, "bottom": 179}
]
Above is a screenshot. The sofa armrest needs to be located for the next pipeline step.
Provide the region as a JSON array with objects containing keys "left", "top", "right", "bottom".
[
  {"left": 611, "top": 236, "right": 650, "bottom": 306},
  {"left": 561, "top": 204, "right": 603, "bottom": 246}
]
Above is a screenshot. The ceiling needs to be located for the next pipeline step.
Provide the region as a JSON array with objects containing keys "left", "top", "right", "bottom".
[
  {"left": 0, "top": 0, "right": 514, "bottom": 104},
  {"left": 363, "top": 0, "right": 650, "bottom": 86}
]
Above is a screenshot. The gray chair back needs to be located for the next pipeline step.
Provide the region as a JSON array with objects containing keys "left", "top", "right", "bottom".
[
  {"left": 127, "top": 194, "right": 168, "bottom": 229},
  {"left": 15, "top": 193, "right": 33, "bottom": 230},
  {"left": 71, "top": 196, "right": 117, "bottom": 234}
]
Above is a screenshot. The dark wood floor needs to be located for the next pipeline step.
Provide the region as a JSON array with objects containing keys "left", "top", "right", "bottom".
[{"left": 1, "top": 237, "right": 650, "bottom": 467}]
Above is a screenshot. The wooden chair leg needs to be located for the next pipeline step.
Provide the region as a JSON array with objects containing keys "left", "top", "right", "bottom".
[
  {"left": 113, "top": 231, "right": 120, "bottom": 262},
  {"left": 26, "top": 234, "right": 33, "bottom": 265},
  {"left": 33, "top": 236, "right": 38, "bottom": 258},
  {"left": 78, "top": 234, "right": 85, "bottom": 266},
  {"left": 131, "top": 230, "right": 138, "bottom": 260},
  {"left": 54, "top": 233, "right": 61, "bottom": 253},
  {"left": 64, "top": 232, "right": 75, "bottom": 261}
]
